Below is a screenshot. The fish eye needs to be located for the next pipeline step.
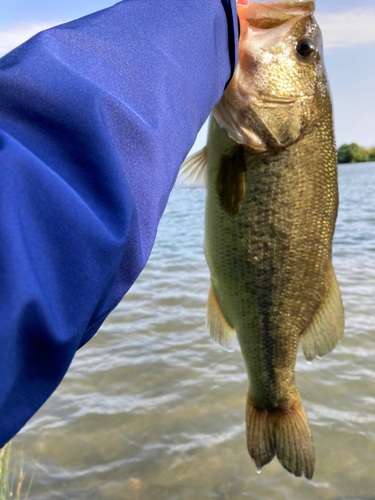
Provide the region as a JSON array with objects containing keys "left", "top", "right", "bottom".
[{"left": 296, "top": 38, "right": 317, "bottom": 58}]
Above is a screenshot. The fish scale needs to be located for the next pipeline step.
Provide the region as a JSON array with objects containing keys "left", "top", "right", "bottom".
[
  {"left": 206, "top": 106, "right": 337, "bottom": 398},
  {"left": 180, "top": 0, "right": 344, "bottom": 479}
]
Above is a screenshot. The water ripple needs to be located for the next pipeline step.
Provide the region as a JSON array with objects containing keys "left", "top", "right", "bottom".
[{"left": 11, "top": 163, "right": 375, "bottom": 500}]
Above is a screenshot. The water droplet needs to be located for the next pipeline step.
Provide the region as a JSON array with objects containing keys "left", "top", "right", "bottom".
[
  {"left": 307, "top": 360, "right": 312, "bottom": 365},
  {"left": 257, "top": 468, "right": 262, "bottom": 474}
]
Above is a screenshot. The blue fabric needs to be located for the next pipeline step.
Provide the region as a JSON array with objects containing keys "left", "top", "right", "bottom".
[
  {"left": 0, "top": 0, "right": 238, "bottom": 446},
  {"left": 220, "top": 0, "right": 238, "bottom": 88}
]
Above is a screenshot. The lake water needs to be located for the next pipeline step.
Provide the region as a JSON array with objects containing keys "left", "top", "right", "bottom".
[{"left": 11, "top": 162, "right": 375, "bottom": 499}]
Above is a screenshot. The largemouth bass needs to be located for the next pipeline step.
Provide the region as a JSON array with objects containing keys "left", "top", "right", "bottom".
[{"left": 180, "top": 0, "right": 344, "bottom": 480}]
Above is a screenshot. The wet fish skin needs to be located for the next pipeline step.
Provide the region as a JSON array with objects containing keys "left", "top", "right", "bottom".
[
  {"left": 180, "top": 0, "right": 344, "bottom": 479},
  {"left": 205, "top": 105, "right": 341, "bottom": 478}
]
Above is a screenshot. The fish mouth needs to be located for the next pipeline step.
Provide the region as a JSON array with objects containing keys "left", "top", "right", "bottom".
[
  {"left": 257, "top": 96, "right": 300, "bottom": 104},
  {"left": 255, "top": 95, "right": 314, "bottom": 105}
]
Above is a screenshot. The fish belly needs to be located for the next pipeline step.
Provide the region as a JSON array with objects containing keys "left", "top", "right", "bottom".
[
  {"left": 204, "top": 115, "right": 343, "bottom": 478},
  {"left": 205, "top": 114, "right": 338, "bottom": 404}
]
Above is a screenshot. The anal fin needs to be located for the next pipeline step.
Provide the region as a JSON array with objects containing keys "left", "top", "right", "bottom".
[
  {"left": 206, "top": 285, "right": 236, "bottom": 351},
  {"left": 300, "top": 265, "right": 345, "bottom": 361}
]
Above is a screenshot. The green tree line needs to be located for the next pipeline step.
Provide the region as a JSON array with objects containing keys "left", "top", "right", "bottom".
[{"left": 337, "top": 143, "right": 375, "bottom": 164}]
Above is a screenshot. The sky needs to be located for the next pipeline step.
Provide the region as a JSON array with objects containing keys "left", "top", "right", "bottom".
[{"left": 0, "top": 0, "right": 374, "bottom": 150}]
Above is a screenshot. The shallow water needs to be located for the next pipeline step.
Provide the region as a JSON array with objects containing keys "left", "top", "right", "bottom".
[{"left": 12, "top": 162, "right": 375, "bottom": 499}]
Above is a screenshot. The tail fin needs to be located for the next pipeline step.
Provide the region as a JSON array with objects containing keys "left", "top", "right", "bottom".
[{"left": 246, "top": 393, "right": 315, "bottom": 479}]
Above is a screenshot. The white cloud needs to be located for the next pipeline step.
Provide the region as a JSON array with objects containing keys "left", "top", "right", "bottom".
[
  {"left": 0, "top": 22, "right": 58, "bottom": 58},
  {"left": 318, "top": 8, "right": 375, "bottom": 48},
  {"left": 1, "top": 8, "right": 374, "bottom": 59}
]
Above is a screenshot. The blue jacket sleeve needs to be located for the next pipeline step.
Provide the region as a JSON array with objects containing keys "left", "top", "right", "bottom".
[{"left": 0, "top": 0, "right": 238, "bottom": 446}]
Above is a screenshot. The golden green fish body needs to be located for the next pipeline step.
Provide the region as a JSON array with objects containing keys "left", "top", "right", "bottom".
[
  {"left": 192, "top": 0, "right": 345, "bottom": 479},
  {"left": 205, "top": 107, "right": 338, "bottom": 409}
]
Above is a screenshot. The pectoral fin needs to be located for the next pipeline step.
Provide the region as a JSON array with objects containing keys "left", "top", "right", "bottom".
[
  {"left": 206, "top": 285, "right": 236, "bottom": 351},
  {"left": 216, "top": 146, "right": 246, "bottom": 216},
  {"left": 300, "top": 266, "right": 345, "bottom": 361}
]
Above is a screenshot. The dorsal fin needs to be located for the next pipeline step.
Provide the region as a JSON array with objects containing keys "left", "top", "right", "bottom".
[{"left": 300, "top": 265, "right": 345, "bottom": 361}]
